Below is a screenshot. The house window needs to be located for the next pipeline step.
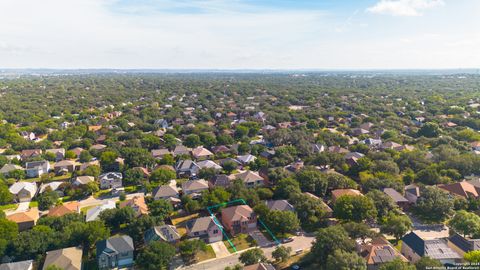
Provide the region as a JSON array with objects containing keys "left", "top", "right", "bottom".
[
  {"left": 194, "top": 232, "right": 199, "bottom": 236},
  {"left": 213, "top": 229, "right": 219, "bottom": 234}
]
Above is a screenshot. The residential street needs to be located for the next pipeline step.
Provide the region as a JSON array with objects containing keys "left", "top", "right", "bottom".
[{"left": 177, "top": 235, "right": 315, "bottom": 270}]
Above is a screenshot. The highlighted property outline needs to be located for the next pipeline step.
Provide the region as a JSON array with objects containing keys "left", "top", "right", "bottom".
[{"left": 206, "top": 198, "right": 280, "bottom": 253}]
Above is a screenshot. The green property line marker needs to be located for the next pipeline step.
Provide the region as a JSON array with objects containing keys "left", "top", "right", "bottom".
[{"left": 206, "top": 198, "right": 280, "bottom": 252}]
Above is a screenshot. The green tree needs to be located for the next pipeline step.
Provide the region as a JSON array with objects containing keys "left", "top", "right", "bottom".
[
  {"left": 272, "top": 246, "right": 292, "bottom": 262},
  {"left": 311, "top": 225, "right": 355, "bottom": 263},
  {"left": 464, "top": 250, "right": 480, "bottom": 263},
  {"left": 239, "top": 248, "right": 266, "bottom": 265},
  {"left": 379, "top": 258, "right": 415, "bottom": 270},
  {"left": 150, "top": 168, "right": 176, "bottom": 184},
  {"left": 334, "top": 195, "right": 377, "bottom": 222},
  {"left": 179, "top": 239, "right": 207, "bottom": 264},
  {"left": 264, "top": 210, "right": 300, "bottom": 235},
  {"left": 79, "top": 150, "right": 93, "bottom": 163},
  {"left": 37, "top": 190, "right": 59, "bottom": 211},
  {"left": 366, "top": 190, "right": 398, "bottom": 218},
  {"left": 326, "top": 250, "right": 367, "bottom": 270},
  {"left": 184, "top": 134, "right": 201, "bottom": 148},
  {"left": 147, "top": 199, "right": 173, "bottom": 220},
  {"left": 414, "top": 186, "right": 453, "bottom": 222},
  {"left": 414, "top": 257, "right": 443, "bottom": 270},
  {"left": 136, "top": 241, "right": 176, "bottom": 270},
  {"left": 0, "top": 181, "right": 13, "bottom": 204},
  {"left": 380, "top": 213, "right": 412, "bottom": 243},
  {"left": 448, "top": 210, "right": 480, "bottom": 237},
  {"left": 417, "top": 122, "right": 441, "bottom": 138}
]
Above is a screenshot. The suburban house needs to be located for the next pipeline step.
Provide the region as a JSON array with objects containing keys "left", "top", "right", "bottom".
[
  {"left": 265, "top": 199, "right": 294, "bottom": 212},
  {"left": 73, "top": 175, "right": 95, "bottom": 186},
  {"left": 0, "top": 164, "right": 23, "bottom": 176},
  {"left": 236, "top": 154, "right": 256, "bottom": 165},
  {"left": 357, "top": 237, "right": 408, "bottom": 270},
  {"left": 20, "top": 131, "right": 36, "bottom": 141},
  {"left": 20, "top": 149, "right": 42, "bottom": 160},
  {"left": 401, "top": 231, "right": 461, "bottom": 265},
  {"left": 182, "top": 179, "right": 209, "bottom": 198},
  {"left": 448, "top": 233, "right": 480, "bottom": 257},
  {"left": 39, "top": 181, "right": 64, "bottom": 197},
  {"left": 404, "top": 184, "right": 421, "bottom": 204},
  {"left": 99, "top": 172, "right": 123, "bottom": 189},
  {"left": 86, "top": 201, "right": 116, "bottom": 222},
  {"left": 345, "top": 152, "right": 365, "bottom": 166},
  {"left": 0, "top": 260, "right": 33, "bottom": 270},
  {"left": 221, "top": 205, "right": 257, "bottom": 235},
  {"left": 173, "top": 145, "right": 192, "bottom": 157},
  {"left": 243, "top": 263, "right": 276, "bottom": 270},
  {"left": 70, "top": 147, "right": 85, "bottom": 158},
  {"left": 151, "top": 148, "right": 171, "bottom": 159},
  {"left": 47, "top": 201, "right": 80, "bottom": 217},
  {"left": 197, "top": 160, "right": 222, "bottom": 171},
  {"left": 45, "top": 148, "right": 66, "bottom": 161},
  {"left": 185, "top": 216, "right": 223, "bottom": 243},
  {"left": 144, "top": 225, "right": 181, "bottom": 244},
  {"left": 152, "top": 180, "right": 180, "bottom": 204},
  {"left": 53, "top": 160, "right": 76, "bottom": 175},
  {"left": 209, "top": 174, "right": 233, "bottom": 188},
  {"left": 438, "top": 181, "right": 480, "bottom": 199},
  {"left": 119, "top": 196, "right": 148, "bottom": 217},
  {"left": 96, "top": 235, "right": 135, "bottom": 270},
  {"left": 25, "top": 160, "right": 50, "bottom": 178},
  {"left": 192, "top": 146, "right": 213, "bottom": 160},
  {"left": 383, "top": 188, "right": 410, "bottom": 210},
  {"left": 175, "top": 160, "right": 200, "bottom": 178},
  {"left": 9, "top": 182, "right": 37, "bottom": 202},
  {"left": 234, "top": 170, "right": 265, "bottom": 188},
  {"left": 331, "top": 189, "right": 363, "bottom": 203},
  {"left": 6, "top": 208, "right": 39, "bottom": 231},
  {"left": 43, "top": 246, "right": 83, "bottom": 270}
]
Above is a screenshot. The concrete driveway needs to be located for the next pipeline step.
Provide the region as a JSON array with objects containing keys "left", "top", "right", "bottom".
[
  {"left": 210, "top": 242, "right": 230, "bottom": 258},
  {"left": 249, "top": 230, "right": 273, "bottom": 247}
]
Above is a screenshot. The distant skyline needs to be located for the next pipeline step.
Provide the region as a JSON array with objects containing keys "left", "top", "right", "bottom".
[{"left": 0, "top": 0, "right": 478, "bottom": 69}]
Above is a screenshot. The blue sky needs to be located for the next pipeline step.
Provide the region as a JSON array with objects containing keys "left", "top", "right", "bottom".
[{"left": 0, "top": 0, "right": 478, "bottom": 69}]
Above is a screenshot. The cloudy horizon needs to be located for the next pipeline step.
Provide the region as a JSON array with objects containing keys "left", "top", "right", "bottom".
[{"left": 0, "top": 0, "right": 479, "bottom": 69}]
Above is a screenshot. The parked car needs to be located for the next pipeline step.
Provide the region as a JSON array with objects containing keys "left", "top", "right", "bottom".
[{"left": 282, "top": 237, "right": 294, "bottom": 243}]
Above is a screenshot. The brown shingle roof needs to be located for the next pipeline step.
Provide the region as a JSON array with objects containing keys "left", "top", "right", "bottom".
[
  {"left": 6, "top": 208, "right": 39, "bottom": 224},
  {"left": 48, "top": 202, "right": 80, "bottom": 217},
  {"left": 438, "top": 181, "right": 480, "bottom": 199},
  {"left": 221, "top": 205, "right": 254, "bottom": 223}
]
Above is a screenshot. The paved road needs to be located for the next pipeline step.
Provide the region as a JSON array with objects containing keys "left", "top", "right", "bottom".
[
  {"left": 78, "top": 192, "right": 145, "bottom": 208},
  {"left": 177, "top": 235, "right": 315, "bottom": 270}
]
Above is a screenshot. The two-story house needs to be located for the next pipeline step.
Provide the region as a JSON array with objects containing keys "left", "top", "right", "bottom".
[
  {"left": 25, "top": 160, "right": 50, "bottom": 178},
  {"left": 99, "top": 172, "right": 123, "bottom": 189},
  {"left": 185, "top": 216, "right": 223, "bottom": 243},
  {"left": 221, "top": 205, "right": 257, "bottom": 235},
  {"left": 96, "top": 235, "right": 135, "bottom": 270}
]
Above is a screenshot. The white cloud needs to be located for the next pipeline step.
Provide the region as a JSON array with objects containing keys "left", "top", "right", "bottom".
[{"left": 366, "top": 0, "right": 444, "bottom": 16}]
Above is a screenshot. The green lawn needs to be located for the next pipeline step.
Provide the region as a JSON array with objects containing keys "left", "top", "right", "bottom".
[
  {"left": 171, "top": 213, "right": 199, "bottom": 237},
  {"left": 224, "top": 233, "right": 256, "bottom": 253},
  {"left": 195, "top": 245, "right": 216, "bottom": 262},
  {"left": 93, "top": 189, "right": 111, "bottom": 199},
  {"left": 29, "top": 201, "right": 38, "bottom": 208},
  {"left": 0, "top": 204, "right": 18, "bottom": 211},
  {"left": 388, "top": 239, "right": 402, "bottom": 252}
]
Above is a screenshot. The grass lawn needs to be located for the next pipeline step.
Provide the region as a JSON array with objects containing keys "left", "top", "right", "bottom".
[
  {"left": 29, "top": 201, "right": 38, "bottom": 208},
  {"left": 80, "top": 205, "right": 98, "bottom": 214},
  {"left": 171, "top": 213, "right": 200, "bottom": 237},
  {"left": 93, "top": 189, "right": 111, "bottom": 199},
  {"left": 195, "top": 245, "right": 216, "bottom": 262},
  {"left": 224, "top": 233, "right": 256, "bottom": 253},
  {"left": 0, "top": 204, "right": 18, "bottom": 211},
  {"left": 274, "top": 252, "right": 308, "bottom": 270}
]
